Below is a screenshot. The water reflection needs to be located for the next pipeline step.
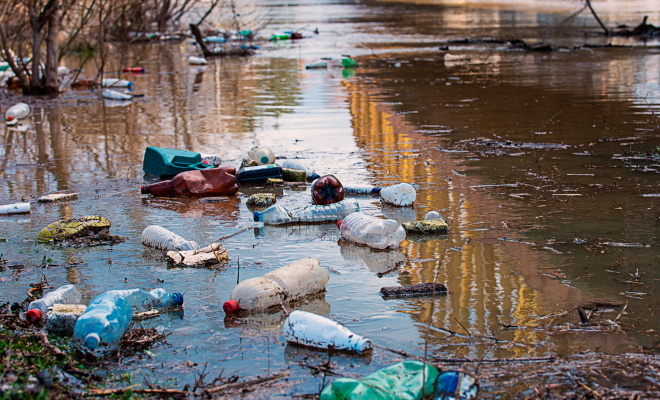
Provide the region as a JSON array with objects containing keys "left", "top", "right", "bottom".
[{"left": 339, "top": 242, "right": 407, "bottom": 274}]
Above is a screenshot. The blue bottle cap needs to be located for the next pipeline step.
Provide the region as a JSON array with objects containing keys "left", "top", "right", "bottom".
[
  {"left": 127, "top": 81, "right": 133, "bottom": 88},
  {"left": 253, "top": 211, "right": 260, "bottom": 222},
  {"left": 372, "top": 187, "right": 382, "bottom": 194},
  {"left": 260, "top": 156, "right": 269, "bottom": 164},
  {"left": 172, "top": 293, "right": 184, "bottom": 306},
  {"left": 310, "top": 174, "right": 321, "bottom": 180}
]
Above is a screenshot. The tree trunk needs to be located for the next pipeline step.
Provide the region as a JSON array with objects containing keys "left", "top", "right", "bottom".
[
  {"left": 45, "top": 9, "right": 59, "bottom": 93},
  {"left": 30, "top": 7, "right": 43, "bottom": 91},
  {"left": 158, "top": 0, "right": 172, "bottom": 32}
]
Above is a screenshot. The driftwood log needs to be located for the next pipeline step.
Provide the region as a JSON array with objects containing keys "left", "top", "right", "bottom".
[{"left": 380, "top": 283, "right": 448, "bottom": 298}]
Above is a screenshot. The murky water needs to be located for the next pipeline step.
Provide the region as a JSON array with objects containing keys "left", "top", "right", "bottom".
[{"left": 2, "top": 0, "right": 660, "bottom": 396}]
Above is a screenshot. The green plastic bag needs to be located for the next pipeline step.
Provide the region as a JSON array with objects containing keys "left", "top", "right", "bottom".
[{"left": 320, "top": 361, "right": 439, "bottom": 400}]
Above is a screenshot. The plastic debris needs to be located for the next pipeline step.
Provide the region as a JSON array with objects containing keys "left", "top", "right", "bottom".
[
  {"left": 37, "top": 215, "right": 125, "bottom": 246},
  {"left": 102, "top": 89, "right": 132, "bottom": 100},
  {"left": 199, "top": 196, "right": 229, "bottom": 203},
  {"left": 188, "top": 56, "right": 208, "bottom": 65},
  {"left": 223, "top": 258, "right": 329, "bottom": 314},
  {"left": 434, "top": 371, "right": 479, "bottom": 400},
  {"left": 306, "top": 61, "right": 328, "bottom": 69},
  {"left": 45, "top": 304, "right": 87, "bottom": 336},
  {"left": 26, "top": 285, "right": 82, "bottom": 323},
  {"left": 167, "top": 242, "right": 228, "bottom": 267},
  {"left": 255, "top": 198, "right": 360, "bottom": 225},
  {"left": 280, "top": 160, "right": 320, "bottom": 180},
  {"left": 5, "top": 102, "right": 30, "bottom": 125},
  {"left": 380, "top": 183, "right": 416, "bottom": 206},
  {"left": 284, "top": 310, "right": 371, "bottom": 352},
  {"left": 0, "top": 202, "right": 30, "bottom": 215},
  {"left": 381, "top": 283, "right": 448, "bottom": 298},
  {"left": 282, "top": 168, "right": 307, "bottom": 182},
  {"left": 343, "top": 185, "right": 381, "bottom": 194},
  {"left": 101, "top": 78, "right": 132, "bottom": 88},
  {"left": 73, "top": 288, "right": 183, "bottom": 357},
  {"left": 402, "top": 218, "right": 448, "bottom": 234},
  {"left": 267, "top": 178, "right": 284, "bottom": 185},
  {"left": 247, "top": 193, "right": 277, "bottom": 206},
  {"left": 143, "top": 146, "right": 215, "bottom": 178},
  {"left": 247, "top": 147, "right": 275, "bottom": 165},
  {"left": 338, "top": 212, "right": 406, "bottom": 249},
  {"left": 240, "top": 158, "right": 259, "bottom": 169},
  {"left": 312, "top": 174, "right": 345, "bottom": 205},
  {"left": 141, "top": 225, "right": 200, "bottom": 251},
  {"left": 141, "top": 167, "right": 239, "bottom": 197},
  {"left": 238, "top": 164, "right": 283, "bottom": 183},
  {"left": 341, "top": 57, "right": 358, "bottom": 68},
  {"left": 200, "top": 153, "right": 222, "bottom": 166},
  {"left": 320, "top": 361, "right": 438, "bottom": 400},
  {"left": 37, "top": 193, "right": 79, "bottom": 203},
  {"left": 424, "top": 211, "right": 442, "bottom": 220}
]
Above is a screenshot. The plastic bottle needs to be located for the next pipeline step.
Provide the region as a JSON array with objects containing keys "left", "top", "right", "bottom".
[
  {"left": 339, "top": 242, "right": 406, "bottom": 274},
  {"left": 103, "top": 89, "right": 132, "bottom": 100},
  {"left": 223, "top": 258, "right": 329, "bottom": 314},
  {"left": 238, "top": 164, "right": 283, "bottom": 183},
  {"left": 284, "top": 310, "right": 371, "bottom": 352},
  {"left": 424, "top": 211, "right": 442, "bottom": 220},
  {"left": 200, "top": 153, "right": 222, "bottom": 166},
  {"left": 26, "top": 285, "right": 82, "bottom": 323},
  {"left": 141, "top": 225, "right": 200, "bottom": 251},
  {"left": 5, "top": 103, "right": 30, "bottom": 124},
  {"left": 247, "top": 147, "right": 275, "bottom": 165},
  {"left": 73, "top": 288, "right": 183, "bottom": 356},
  {"left": 188, "top": 56, "right": 208, "bottom": 65},
  {"left": 380, "top": 183, "right": 416, "bottom": 206},
  {"left": 45, "top": 304, "right": 87, "bottom": 336},
  {"left": 0, "top": 202, "right": 30, "bottom": 215},
  {"left": 312, "top": 175, "right": 345, "bottom": 205},
  {"left": 306, "top": 61, "right": 328, "bottom": 70},
  {"left": 434, "top": 371, "right": 479, "bottom": 400},
  {"left": 57, "top": 66, "right": 70, "bottom": 76},
  {"left": 122, "top": 67, "right": 145, "bottom": 73},
  {"left": 280, "top": 160, "right": 320, "bottom": 180},
  {"left": 343, "top": 185, "right": 381, "bottom": 194},
  {"left": 101, "top": 78, "right": 132, "bottom": 88},
  {"left": 342, "top": 57, "right": 358, "bottom": 68},
  {"left": 338, "top": 212, "right": 406, "bottom": 249},
  {"left": 254, "top": 198, "right": 360, "bottom": 225}
]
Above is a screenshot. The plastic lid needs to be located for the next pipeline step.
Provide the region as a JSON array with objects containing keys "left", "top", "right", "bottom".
[
  {"left": 337, "top": 220, "right": 343, "bottom": 229},
  {"left": 25, "top": 309, "right": 41, "bottom": 323},
  {"left": 85, "top": 333, "right": 100, "bottom": 350},
  {"left": 223, "top": 300, "right": 239, "bottom": 314},
  {"left": 127, "top": 82, "right": 133, "bottom": 88},
  {"left": 6, "top": 115, "right": 13, "bottom": 121},
  {"left": 260, "top": 156, "right": 269, "bottom": 164},
  {"left": 202, "top": 160, "right": 209, "bottom": 164},
  {"left": 172, "top": 293, "right": 184, "bottom": 306},
  {"left": 253, "top": 211, "right": 260, "bottom": 222},
  {"left": 310, "top": 174, "right": 321, "bottom": 180}
]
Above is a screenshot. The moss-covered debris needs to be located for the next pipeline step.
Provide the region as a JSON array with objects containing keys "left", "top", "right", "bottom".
[
  {"left": 246, "top": 193, "right": 277, "bottom": 207},
  {"left": 282, "top": 168, "right": 306, "bottom": 182},
  {"left": 402, "top": 218, "right": 448, "bottom": 234}
]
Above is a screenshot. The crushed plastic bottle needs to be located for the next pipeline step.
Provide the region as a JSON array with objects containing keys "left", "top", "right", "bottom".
[
  {"left": 380, "top": 183, "right": 416, "bottom": 206},
  {"left": 5, "top": 102, "right": 30, "bottom": 124},
  {"left": 188, "top": 56, "right": 208, "bottom": 65},
  {"left": 73, "top": 288, "right": 183, "bottom": 357},
  {"left": 254, "top": 198, "right": 359, "bottom": 225},
  {"left": 434, "top": 371, "right": 479, "bottom": 400},
  {"left": 141, "top": 225, "right": 200, "bottom": 251},
  {"left": 103, "top": 89, "right": 132, "bottom": 100},
  {"left": 140, "top": 167, "right": 239, "bottom": 197},
  {"left": 0, "top": 202, "right": 30, "bottom": 215},
  {"left": 424, "top": 211, "right": 442, "bottom": 220},
  {"left": 284, "top": 310, "right": 371, "bottom": 352},
  {"left": 338, "top": 212, "right": 406, "bottom": 249},
  {"left": 343, "top": 185, "right": 381, "bottom": 194},
  {"left": 280, "top": 160, "right": 320, "bottom": 180},
  {"left": 101, "top": 78, "right": 133, "bottom": 88},
  {"left": 224, "top": 258, "right": 329, "bottom": 314},
  {"left": 26, "top": 285, "right": 82, "bottom": 323}
]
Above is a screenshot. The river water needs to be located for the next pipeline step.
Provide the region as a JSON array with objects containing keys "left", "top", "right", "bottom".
[{"left": 1, "top": 0, "right": 660, "bottom": 396}]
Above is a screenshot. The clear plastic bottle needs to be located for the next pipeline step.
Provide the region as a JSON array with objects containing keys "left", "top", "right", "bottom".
[
  {"left": 101, "top": 78, "right": 132, "bottom": 88},
  {"left": 26, "top": 285, "right": 82, "bottom": 323},
  {"left": 249, "top": 147, "right": 275, "bottom": 165},
  {"left": 141, "top": 225, "right": 200, "bottom": 251},
  {"left": 283, "top": 310, "right": 371, "bottom": 352},
  {"left": 188, "top": 56, "right": 208, "bottom": 65},
  {"left": 380, "top": 183, "right": 416, "bottom": 206},
  {"left": 254, "top": 198, "right": 360, "bottom": 225},
  {"left": 73, "top": 288, "right": 183, "bottom": 357},
  {"left": 343, "top": 185, "right": 381, "bottom": 194},
  {"left": 103, "top": 89, "right": 132, "bottom": 100},
  {"left": 338, "top": 212, "right": 406, "bottom": 249},
  {"left": 280, "top": 160, "right": 320, "bottom": 180},
  {"left": 424, "top": 211, "right": 442, "bottom": 220},
  {"left": 5, "top": 102, "right": 30, "bottom": 124}
]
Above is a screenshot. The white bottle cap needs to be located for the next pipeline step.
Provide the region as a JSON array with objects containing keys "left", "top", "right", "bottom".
[{"left": 85, "top": 333, "right": 101, "bottom": 350}]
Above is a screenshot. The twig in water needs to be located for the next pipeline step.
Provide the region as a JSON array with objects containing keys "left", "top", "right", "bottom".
[
  {"left": 454, "top": 318, "right": 472, "bottom": 337},
  {"left": 216, "top": 227, "right": 252, "bottom": 242},
  {"left": 614, "top": 301, "right": 628, "bottom": 323}
]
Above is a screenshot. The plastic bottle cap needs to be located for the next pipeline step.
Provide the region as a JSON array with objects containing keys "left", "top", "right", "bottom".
[
  {"left": 202, "top": 160, "right": 209, "bottom": 164},
  {"left": 337, "top": 220, "right": 343, "bottom": 229},
  {"left": 85, "top": 333, "right": 100, "bottom": 350},
  {"left": 172, "top": 293, "right": 184, "bottom": 306},
  {"left": 25, "top": 309, "right": 41, "bottom": 323},
  {"left": 311, "top": 174, "right": 321, "bottom": 180},
  {"left": 127, "top": 82, "right": 133, "bottom": 88},
  {"left": 6, "top": 115, "right": 13, "bottom": 121},
  {"left": 223, "top": 300, "right": 239, "bottom": 314},
  {"left": 141, "top": 186, "right": 150, "bottom": 194},
  {"left": 260, "top": 156, "right": 269, "bottom": 164},
  {"left": 253, "top": 211, "right": 260, "bottom": 222}
]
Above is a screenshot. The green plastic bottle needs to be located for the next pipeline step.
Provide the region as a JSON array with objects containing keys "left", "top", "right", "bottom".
[{"left": 342, "top": 57, "right": 358, "bottom": 68}]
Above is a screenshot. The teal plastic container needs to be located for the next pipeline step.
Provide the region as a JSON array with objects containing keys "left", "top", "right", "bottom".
[{"left": 143, "top": 147, "right": 214, "bottom": 178}]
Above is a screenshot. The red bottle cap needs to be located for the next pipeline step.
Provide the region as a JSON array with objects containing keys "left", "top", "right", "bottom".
[
  {"left": 223, "top": 300, "right": 239, "bottom": 314},
  {"left": 337, "top": 220, "right": 343, "bottom": 229},
  {"left": 25, "top": 309, "right": 41, "bottom": 323},
  {"left": 202, "top": 160, "right": 209, "bottom": 164},
  {"left": 6, "top": 115, "right": 13, "bottom": 121}
]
